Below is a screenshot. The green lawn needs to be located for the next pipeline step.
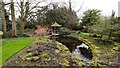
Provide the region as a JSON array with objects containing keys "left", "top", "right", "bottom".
[{"left": 0, "top": 37, "right": 34, "bottom": 66}]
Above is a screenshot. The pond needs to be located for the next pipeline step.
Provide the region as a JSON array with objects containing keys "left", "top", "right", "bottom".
[{"left": 56, "top": 36, "right": 93, "bottom": 66}]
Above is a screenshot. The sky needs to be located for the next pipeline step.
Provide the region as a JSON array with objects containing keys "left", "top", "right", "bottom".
[
  {"left": 4, "top": 0, "right": 120, "bottom": 17},
  {"left": 49, "top": 0, "right": 120, "bottom": 17}
]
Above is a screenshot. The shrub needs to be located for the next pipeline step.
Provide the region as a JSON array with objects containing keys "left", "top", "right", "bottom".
[
  {"left": 60, "top": 28, "right": 74, "bottom": 35},
  {"left": 2, "top": 31, "right": 12, "bottom": 38},
  {"left": 111, "top": 31, "right": 120, "bottom": 42}
]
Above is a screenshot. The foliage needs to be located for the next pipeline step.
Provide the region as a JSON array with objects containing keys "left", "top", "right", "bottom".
[
  {"left": 2, "top": 31, "right": 12, "bottom": 38},
  {"left": 90, "top": 11, "right": 120, "bottom": 41},
  {"left": 4, "top": 9, "right": 11, "bottom": 31},
  {"left": 112, "top": 31, "right": 120, "bottom": 41},
  {"left": 36, "top": 3, "right": 79, "bottom": 29},
  {"left": 81, "top": 9, "right": 101, "bottom": 27},
  {"left": 60, "top": 28, "right": 74, "bottom": 35},
  {"left": 2, "top": 29, "right": 33, "bottom": 38},
  {"left": 25, "top": 18, "right": 37, "bottom": 29},
  {"left": 90, "top": 17, "right": 111, "bottom": 38}
]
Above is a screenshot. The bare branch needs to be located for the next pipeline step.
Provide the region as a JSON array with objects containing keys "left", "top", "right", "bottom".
[
  {"left": 28, "top": 0, "right": 44, "bottom": 13},
  {"left": 76, "top": 1, "right": 84, "bottom": 13},
  {"left": 4, "top": 3, "right": 10, "bottom": 6},
  {"left": 16, "top": 0, "right": 20, "bottom": 7}
]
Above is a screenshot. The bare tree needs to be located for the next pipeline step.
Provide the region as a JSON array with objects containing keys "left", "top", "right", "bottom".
[
  {"left": 1, "top": 0, "right": 6, "bottom": 33},
  {"left": 17, "top": 0, "right": 44, "bottom": 32},
  {"left": 11, "top": 0, "right": 17, "bottom": 37},
  {"left": 67, "top": 0, "right": 84, "bottom": 19},
  {"left": 68, "top": 0, "right": 72, "bottom": 12}
]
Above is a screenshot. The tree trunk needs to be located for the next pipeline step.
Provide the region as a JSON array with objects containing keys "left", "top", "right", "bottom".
[
  {"left": 11, "top": 0, "right": 17, "bottom": 37},
  {"left": 1, "top": 0, "right": 6, "bottom": 33},
  {"left": 20, "top": 1, "right": 24, "bottom": 33},
  {"left": 20, "top": 1, "right": 28, "bottom": 33}
]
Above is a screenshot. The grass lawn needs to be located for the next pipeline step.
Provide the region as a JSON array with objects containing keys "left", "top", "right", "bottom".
[{"left": 0, "top": 37, "right": 34, "bottom": 66}]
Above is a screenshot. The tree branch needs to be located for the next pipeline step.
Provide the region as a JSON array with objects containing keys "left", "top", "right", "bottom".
[{"left": 76, "top": 1, "right": 84, "bottom": 13}]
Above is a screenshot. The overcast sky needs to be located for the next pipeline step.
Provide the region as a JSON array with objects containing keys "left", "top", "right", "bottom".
[
  {"left": 4, "top": 0, "right": 120, "bottom": 17},
  {"left": 49, "top": 0, "right": 120, "bottom": 17}
]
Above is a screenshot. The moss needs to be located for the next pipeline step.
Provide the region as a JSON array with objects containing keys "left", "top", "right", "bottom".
[
  {"left": 42, "top": 57, "right": 51, "bottom": 62},
  {"left": 26, "top": 48, "right": 32, "bottom": 52},
  {"left": 92, "top": 49, "right": 101, "bottom": 54},
  {"left": 34, "top": 36, "right": 84, "bottom": 66},
  {"left": 73, "top": 59, "right": 83, "bottom": 66},
  {"left": 108, "top": 61, "right": 113, "bottom": 65},
  {"left": 35, "top": 36, "right": 52, "bottom": 44},
  {"left": 59, "top": 58, "right": 69, "bottom": 66},
  {"left": 113, "top": 47, "right": 119, "bottom": 51},
  {"left": 60, "top": 52, "right": 68, "bottom": 56},
  {"left": 41, "top": 53, "right": 48, "bottom": 57},
  {"left": 57, "top": 45, "right": 69, "bottom": 52},
  {"left": 41, "top": 53, "right": 51, "bottom": 62},
  {"left": 63, "top": 46, "right": 69, "bottom": 51},
  {"left": 26, "top": 53, "right": 33, "bottom": 57},
  {"left": 32, "top": 56, "right": 39, "bottom": 60},
  {"left": 68, "top": 33, "right": 120, "bottom": 66},
  {"left": 89, "top": 60, "right": 99, "bottom": 66},
  {"left": 71, "top": 55, "right": 83, "bottom": 66},
  {"left": 53, "top": 39, "right": 83, "bottom": 66},
  {"left": 32, "top": 51, "right": 39, "bottom": 56},
  {"left": 59, "top": 48, "right": 71, "bottom": 56},
  {"left": 54, "top": 41, "right": 71, "bottom": 56},
  {"left": 105, "top": 50, "right": 115, "bottom": 56},
  {"left": 55, "top": 49, "right": 60, "bottom": 53},
  {"left": 25, "top": 57, "right": 32, "bottom": 61}
]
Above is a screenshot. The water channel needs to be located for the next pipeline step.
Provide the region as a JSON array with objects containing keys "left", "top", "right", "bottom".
[{"left": 56, "top": 36, "right": 93, "bottom": 67}]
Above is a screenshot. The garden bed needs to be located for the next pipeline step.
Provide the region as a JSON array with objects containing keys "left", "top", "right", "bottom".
[{"left": 3, "top": 37, "right": 83, "bottom": 67}]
